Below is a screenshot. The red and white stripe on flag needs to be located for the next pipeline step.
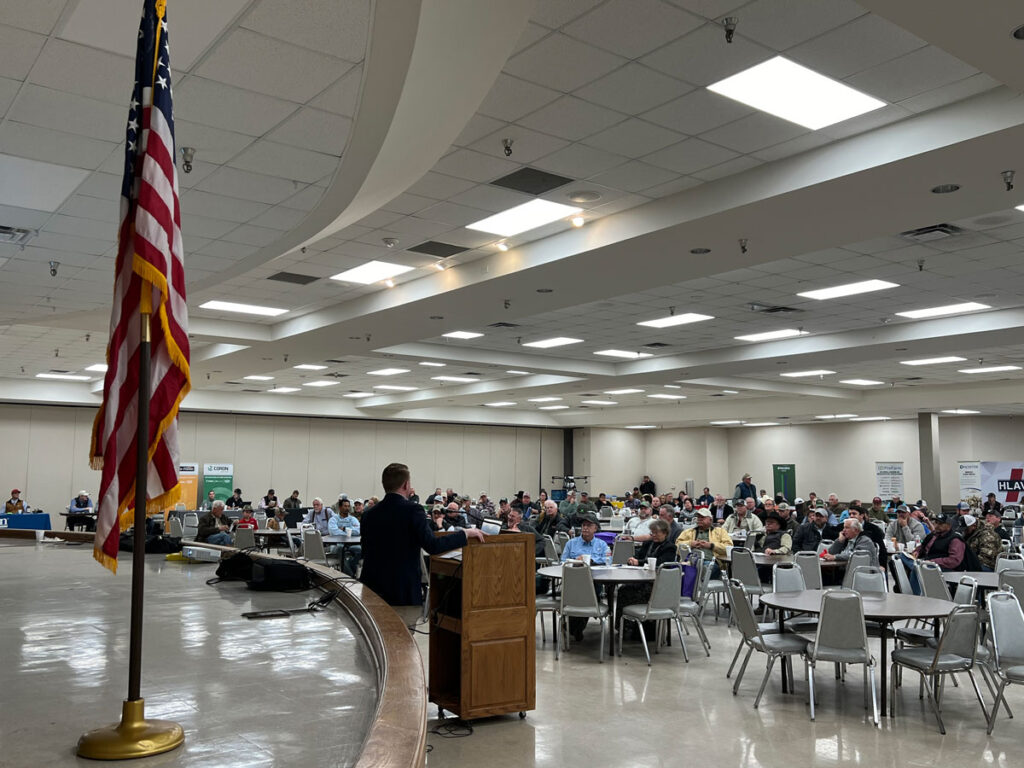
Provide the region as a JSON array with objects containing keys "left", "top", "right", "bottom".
[{"left": 90, "top": 0, "right": 190, "bottom": 572}]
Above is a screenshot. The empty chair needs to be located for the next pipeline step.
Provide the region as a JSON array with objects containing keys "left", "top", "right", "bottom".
[
  {"left": 301, "top": 528, "right": 338, "bottom": 568},
  {"left": 850, "top": 565, "right": 888, "bottom": 594},
  {"left": 611, "top": 538, "right": 635, "bottom": 565},
  {"left": 174, "top": 502, "right": 186, "bottom": 512},
  {"left": 841, "top": 550, "right": 874, "bottom": 589},
  {"left": 730, "top": 548, "right": 766, "bottom": 602},
  {"left": 535, "top": 592, "right": 559, "bottom": 645},
  {"left": 233, "top": 527, "right": 255, "bottom": 550},
  {"left": 182, "top": 512, "right": 199, "bottom": 539},
  {"left": 678, "top": 556, "right": 711, "bottom": 655},
  {"left": 606, "top": 515, "right": 624, "bottom": 532},
  {"left": 890, "top": 556, "right": 913, "bottom": 595},
  {"left": 600, "top": 505, "right": 614, "bottom": 518},
  {"left": 794, "top": 551, "right": 824, "bottom": 591},
  {"left": 996, "top": 553, "right": 1024, "bottom": 572},
  {"left": 998, "top": 569, "right": 1024, "bottom": 598},
  {"left": 554, "top": 531, "right": 570, "bottom": 553},
  {"left": 918, "top": 560, "right": 951, "bottom": 600},
  {"left": 890, "top": 605, "right": 986, "bottom": 733},
  {"left": 557, "top": 562, "right": 609, "bottom": 662},
  {"left": 771, "top": 563, "right": 817, "bottom": 634},
  {"left": 167, "top": 517, "right": 183, "bottom": 539},
  {"left": 985, "top": 589, "right": 1024, "bottom": 734},
  {"left": 537, "top": 535, "right": 559, "bottom": 568},
  {"left": 816, "top": 539, "right": 834, "bottom": 555},
  {"left": 254, "top": 512, "right": 268, "bottom": 529},
  {"left": 618, "top": 563, "right": 687, "bottom": 665},
  {"left": 807, "top": 590, "right": 879, "bottom": 726},
  {"left": 727, "top": 579, "right": 808, "bottom": 708}
]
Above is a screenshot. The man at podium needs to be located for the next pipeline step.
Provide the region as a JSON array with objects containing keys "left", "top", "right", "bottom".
[{"left": 361, "top": 463, "right": 484, "bottom": 628}]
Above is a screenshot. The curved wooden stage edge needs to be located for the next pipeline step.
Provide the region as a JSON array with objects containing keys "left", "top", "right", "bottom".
[{"left": 0, "top": 529, "right": 427, "bottom": 768}]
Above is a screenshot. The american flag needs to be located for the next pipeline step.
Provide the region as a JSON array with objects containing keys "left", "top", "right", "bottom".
[{"left": 89, "top": 0, "right": 191, "bottom": 572}]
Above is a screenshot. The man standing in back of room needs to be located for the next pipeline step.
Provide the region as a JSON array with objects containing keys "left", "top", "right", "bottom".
[
  {"left": 361, "top": 463, "right": 484, "bottom": 628},
  {"left": 639, "top": 475, "right": 656, "bottom": 495},
  {"left": 283, "top": 490, "right": 303, "bottom": 510},
  {"left": 733, "top": 473, "right": 756, "bottom": 503}
]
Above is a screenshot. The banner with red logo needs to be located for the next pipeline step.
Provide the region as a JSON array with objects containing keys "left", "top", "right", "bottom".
[{"left": 979, "top": 462, "right": 1024, "bottom": 505}]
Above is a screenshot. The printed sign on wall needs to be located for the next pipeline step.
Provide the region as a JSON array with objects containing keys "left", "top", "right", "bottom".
[
  {"left": 201, "top": 463, "right": 234, "bottom": 505},
  {"left": 876, "top": 461, "right": 904, "bottom": 499},
  {"left": 979, "top": 462, "right": 1024, "bottom": 505},
  {"left": 957, "top": 460, "right": 981, "bottom": 501}
]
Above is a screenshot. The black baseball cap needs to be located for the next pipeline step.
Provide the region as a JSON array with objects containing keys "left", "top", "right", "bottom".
[{"left": 931, "top": 512, "right": 951, "bottom": 524}]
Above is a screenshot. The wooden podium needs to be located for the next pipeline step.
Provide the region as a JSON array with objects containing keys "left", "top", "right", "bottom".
[{"left": 428, "top": 533, "right": 536, "bottom": 720}]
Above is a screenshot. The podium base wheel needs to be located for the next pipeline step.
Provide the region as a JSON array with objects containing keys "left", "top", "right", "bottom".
[{"left": 519, "top": 711, "right": 526, "bottom": 719}]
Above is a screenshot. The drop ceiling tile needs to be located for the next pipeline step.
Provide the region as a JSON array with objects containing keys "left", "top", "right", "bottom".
[
  {"left": 180, "top": 189, "right": 270, "bottom": 224},
  {"left": 0, "top": 23, "right": 45, "bottom": 80},
  {"left": 642, "top": 137, "right": 738, "bottom": 174},
  {"left": 750, "top": 131, "right": 830, "bottom": 162},
  {"left": 197, "top": 239, "right": 257, "bottom": 260},
  {"left": 666, "top": 0, "right": 747, "bottom": 19},
  {"left": 531, "top": 0, "right": 606, "bottom": 29},
  {"left": 690, "top": 154, "right": 763, "bottom": 181},
  {"left": 382, "top": 192, "right": 436, "bottom": 215},
  {"left": 786, "top": 13, "right": 925, "bottom": 80},
  {"left": 280, "top": 184, "right": 326, "bottom": 212},
  {"left": 357, "top": 209, "right": 404, "bottom": 229},
  {"left": 178, "top": 214, "right": 239, "bottom": 239},
  {"left": 248, "top": 205, "right": 308, "bottom": 231},
  {"left": 310, "top": 64, "right": 363, "bottom": 116},
  {"left": 897, "top": 72, "right": 998, "bottom": 114},
  {"left": 564, "top": 0, "right": 702, "bottom": 59},
  {"left": 267, "top": 108, "right": 352, "bottom": 156},
  {"left": 0, "top": 0, "right": 65, "bottom": 34},
  {"left": 845, "top": 46, "right": 978, "bottom": 103},
  {"left": 730, "top": 0, "right": 865, "bottom": 51},
  {"left": 219, "top": 224, "right": 282, "bottom": 248},
  {"left": 241, "top": 0, "right": 369, "bottom": 61},
  {"left": 532, "top": 142, "right": 628, "bottom": 178},
  {"left": 642, "top": 175, "right": 702, "bottom": 197},
  {"left": 175, "top": 77, "right": 298, "bottom": 137},
  {"left": 0, "top": 154, "right": 89, "bottom": 212},
  {"left": 503, "top": 33, "right": 626, "bottom": 92},
  {"left": 477, "top": 74, "right": 561, "bottom": 123},
  {"left": 454, "top": 114, "right": 506, "bottom": 147},
  {"left": 588, "top": 160, "right": 677, "bottom": 192},
  {"left": 57, "top": 194, "right": 118, "bottom": 223},
  {"left": 8, "top": 84, "right": 123, "bottom": 142},
  {"left": 375, "top": 216, "right": 452, "bottom": 239},
  {"left": 574, "top": 63, "right": 694, "bottom": 115},
  {"left": 699, "top": 112, "right": 808, "bottom": 153},
  {"left": 417, "top": 201, "right": 493, "bottom": 227},
  {"left": 641, "top": 23, "right": 773, "bottom": 86},
  {"left": 28, "top": 39, "right": 133, "bottom": 106},
  {"left": 44, "top": 213, "right": 115, "bottom": 241},
  {"left": 586, "top": 192, "right": 650, "bottom": 216},
  {"left": 30, "top": 229, "right": 111, "bottom": 255},
  {"left": 0, "top": 203, "right": 49, "bottom": 229},
  {"left": 511, "top": 22, "right": 550, "bottom": 55},
  {"left": 432, "top": 148, "right": 519, "bottom": 183},
  {"left": 197, "top": 167, "right": 302, "bottom": 205},
  {"left": 817, "top": 104, "right": 911, "bottom": 140},
  {"left": 642, "top": 88, "right": 752, "bottom": 135},
  {"left": 404, "top": 172, "right": 477, "bottom": 201},
  {"left": 448, "top": 184, "right": 533, "bottom": 213},
  {"left": 172, "top": 120, "right": 256, "bottom": 165},
  {"left": 518, "top": 95, "right": 627, "bottom": 141},
  {"left": 428, "top": 228, "right": 498, "bottom": 249},
  {"left": 196, "top": 28, "right": 347, "bottom": 103},
  {"left": 469, "top": 125, "right": 568, "bottom": 164},
  {"left": 229, "top": 140, "right": 338, "bottom": 184}
]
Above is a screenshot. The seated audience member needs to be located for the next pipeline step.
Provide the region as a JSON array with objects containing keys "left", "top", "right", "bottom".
[
  {"left": 576, "top": 491, "right": 598, "bottom": 515},
  {"left": 985, "top": 509, "right": 1012, "bottom": 541},
  {"left": 5, "top": 488, "right": 27, "bottom": 514},
  {"left": 792, "top": 508, "right": 836, "bottom": 552},
  {"left": 885, "top": 494, "right": 903, "bottom": 511},
  {"left": 756, "top": 514, "right": 792, "bottom": 556},
  {"left": 226, "top": 488, "right": 245, "bottom": 509},
  {"left": 477, "top": 492, "right": 495, "bottom": 516},
  {"left": 283, "top": 490, "right": 302, "bottom": 510},
  {"left": 953, "top": 500, "right": 973, "bottom": 533},
  {"left": 303, "top": 498, "right": 332, "bottom": 535},
  {"left": 331, "top": 493, "right": 349, "bottom": 514},
  {"left": 825, "top": 492, "right": 845, "bottom": 521},
  {"left": 634, "top": 505, "right": 682, "bottom": 543},
  {"left": 258, "top": 489, "right": 277, "bottom": 511},
  {"left": 885, "top": 505, "right": 925, "bottom": 546},
  {"left": 352, "top": 499, "right": 365, "bottom": 519},
  {"left": 497, "top": 497, "right": 512, "bottom": 525},
  {"left": 900, "top": 514, "right": 977, "bottom": 590},
  {"left": 365, "top": 496, "right": 379, "bottom": 512},
  {"left": 982, "top": 492, "right": 1003, "bottom": 516},
  {"left": 505, "top": 507, "right": 540, "bottom": 545},
  {"left": 910, "top": 505, "right": 931, "bottom": 534},
  {"left": 679, "top": 498, "right": 696, "bottom": 519},
  {"left": 538, "top": 489, "right": 549, "bottom": 505},
  {"left": 775, "top": 503, "right": 799, "bottom": 535},
  {"left": 407, "top": 487, "right": 420, "bottom": 505},
  {"left": 821, "top": 519, "right": 878, "bottom": 566},
  {"left": 234, "top": 505, "right": 259, "bottom": 530},
  {"left": 696, "top": 487, "right": 714, "bottom": 507},
  {"left": 595, "top": 492, "right": 610, "bottom": 509},
  {"left": 519, "top": 492, "right": 539, "bottom": 519},
  {"left": 847, "top": 505, "right": 887, "bottom": 566},
  {"left": 791, "top": 497, "right": 807, "bottom": 522},
  {"left": 624, "top": 502, "right": 655, "bottom": 538},
  {"left": 560, "top": 515, "right": 609, "bottom": 641},
  {"left": 426, "top": 488, "right": 444, "bottom": 505},
  {"left": 266, "top": 507, "right": 288, "bottom": 530},
  {"left": 963, "top": 514, "right": 1002, "bottom": 571},
  {"left": 558, "top": 490, "right": 578, "bottom": 518},
  {"left": 617, "top": 519, "right": 677, "bottom": 634},
  {"left": 197, "top": 501, "right": 233, "bottom": 546},
  {"left": 867, "top": 496, "right": 888, "bottom": 522},
  {"left": 328, "top": 498, "right": 361, "bottom": 576},
  {"left": 709, "top": 494, "right": 733, "bottom": 525},
  {"left": 460, "top": 496, "right": 486, "bottom": 527},
  {"left": 199, "top": 490, "right": 217, "bottom": 511},
  {"left": 69, "top": 490, "right": 96, "bottom": 530},
  {"left": 428, "top": 506, "right": 446, "bottom": 531},
  {"left": 806, "top": 491, "right": 818, "bottom": 507},
  {"left": 443, "top": 502, "right": 469, "bottom": 529},
  {"left": 724, "top": 498, "right": 765, "bottom": 542},
  {"left": 676, "top": 509, "right": 731, "bottom": 578},
  {"left": 534, "top": 500, "right": 568, "bottom": 542}
]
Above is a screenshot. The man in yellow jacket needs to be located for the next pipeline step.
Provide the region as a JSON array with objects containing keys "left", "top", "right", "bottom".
[{"left": 676, "top": 509, "right": 732, "bottom": 578}]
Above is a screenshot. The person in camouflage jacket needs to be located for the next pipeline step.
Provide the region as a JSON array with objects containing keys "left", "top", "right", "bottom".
[{"left": 963, "top": 515, "right": 1003, "bottom": 570}]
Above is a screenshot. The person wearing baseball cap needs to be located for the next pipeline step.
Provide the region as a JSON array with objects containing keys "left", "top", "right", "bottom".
[
  {"left": 867, "top": 496, "right": 887, "bottom": 522},
  {"left": 952, "top": 500, "right": 973, "bottom": 534},
  {"left": 5, "top": 488, "right": 27, "bottom": 514},
  {"left": 905, "top": 513, "right": 972, "bottom": 579},
  {"left": 792, "top": 506, "right": 838, "bottom": 553},
  {"left": 962, "top": 513, "right": 1002, "bottom": 571},
  {"left": 984, "top": 508, "right": 1012, "bottom": 541},
  {"left": 676, "top": 507, "right": 732, "bottom": 577},
  {"left": 885, "top": 504, "right": 925, "bottom": 546}
]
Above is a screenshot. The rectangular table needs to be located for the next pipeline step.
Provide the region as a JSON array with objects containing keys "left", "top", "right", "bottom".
[{"left": 0, "top": 513, "right": 52, "bottom": 530}]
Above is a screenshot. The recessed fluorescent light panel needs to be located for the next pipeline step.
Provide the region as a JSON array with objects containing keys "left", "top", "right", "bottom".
[
  {"left": 330, "top": 261, "right": 414, "bottom": 284},
  {"left": 850, "top": 416, "right": 890, "bottom": 422},
  {"left": 815, "top": 414, "right": 858, "bottom": 420},
  {"left": 582, "top": 400, "right": 617, "bottom": 406},
  {"left": 841, "top": 379, "right": 884, "bottom": 386},
  {"left": 710, "top": 420, "right": 743, "bottom": 425},
  {"left": 443, "top": 331, "right": 483, "bottom": 340},
  {"left": 744, "top": 422, "right": 780, "bottom": 427},
  {"left": 523, "top": 337, "right": 584, "bottom": 348},
  {"left": 268, "top": 387, "right": 300, "bottom": 393},
  {"left": 485, "top": 402, "right": 516, "bottom": 407},
  {"left": 797, "top": 279, "right": 899, "bottom": 300},
  {"left": 899, "top": 356, "right": 966, "bottom": 366},
  {"left": 779, "top": 369, "right": 835, "bottom": 377},
  {"left": 343, "top": 392, "right": 374, "bottom": 398},
  {"left": 85, "top": 363, "right": 108, "bottom": 372},
  {"left": 942, "top": 409, "right": 980, "bottom": 415},
  {"left": 199, "top": 300, "right": 288, "bottom": 317},
  {"left": 293, "top": 364, "right": 327, "bottom": 370},
  {"left": 958, "top": 365, "right": 1021, "bottom": 374},
  {"left": 432, "top": 375, "right": 478, "bottom": 383},
  {"left": 528, "top": 397, "right": 562, "bottom": 403},
  {"left": 647, "top": 393, "right": 686, "bottom": 399},
  {"left": 367, "top": 368, "right": 410, "bottom": 376},
  {"left": 36, "top": 372, "right": 91, "bottom": 381},
  {"left": 624, "top": 425, "right": 657, "bottom": 429},
  {"left": 707, "top": 56, "right": 885, "bottom": 130},
  {"left": 466, "top": 199, "right": 582, "bottom": 237},
  {"left": 595, "top": 349, "right": 653, "bottom": 359},
  {"left": 419, "top": 361, "right": 446, "bottom": 367},
  {"left": 735, "top": 329, "right": 807, "bottom": 342},
  {"left": 721, "top": 389, "right": 739, "bottom": 394},
  {"left": 538, "top": 405, "right": 569, "bottom": 410},
  {"left": 896, "top": 302, "right": 989, "bottom": 319},
  {"left": 637, "top": 312, "right": 714, "bottom": 329},
  {"left": 302, "top": 381, "right": 338, "bottom": 387},
  {"left": 243, "top": 375, "right": 274, "bottom": 381},
  {"left": 374, "top": 385, "right": 418, "bottom": 391},
  {"left": 506, "top": 370, "right": 531, "bottom": 375},
  {"left": 605, "top": 388, "right": 644, "bottom": 395}
]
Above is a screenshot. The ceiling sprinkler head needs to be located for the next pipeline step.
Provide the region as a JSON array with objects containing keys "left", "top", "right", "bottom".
[
  {"left": 1002, "top": 169, "right": 1015, "bottom": 191},
  {"left": 723, "top": 17, "right": 738, "bottom": 43},
  {"left": 382, "top": 238, "right": 399, "bottom": 248}
]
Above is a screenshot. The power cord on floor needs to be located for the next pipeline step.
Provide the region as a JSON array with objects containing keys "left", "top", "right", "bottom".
[{"left": 429, "top": 715, "right": 474, "bottom": 738}]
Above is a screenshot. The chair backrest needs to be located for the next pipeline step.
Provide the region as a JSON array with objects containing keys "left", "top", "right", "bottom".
[
  {"left": 167, "top": 517, "right": 183, "bottom": 538},
  {"left": 996, "top": 553, "right": 1024, "bottom": 572},
  {"left": 890, "top": 556, "right": 913, "bottom": 594},
  {"left": 676, "top": 543, "right": 691, "bottom": 560},
  {"left": 730, "top": 547, "right": 760, "bottom": 588},
  {"left": 793, "top": 551, "right": 823, "bottom": 590},
  {"left": 842, "top": 550, "right": 873, "bottom": 588},
  {"left": 600, "top": 505, "right": 614, "bottom": 517},
  {"left": 691, "top": 555, "right": 713, "bottom": 602},
  {"left": 233, "top": 527, "right": 255, "bottom": 549},
  {"left": 607, "top": 516, "right": 624, "bottom": 532},
  {"left": 812, "top": 590, "right": 869, "bottom": 660},
  {"left": 917, "top": 560, "right": 950, "bottom": 600},
  {"left": 951, "top": 575, "right": 978, "bottom": 606},
  {"left": 555, "top": 532, "right": 570, "bottom": 549},
  {"left": 850, "top": 565, "right": 887, "bottom": 594},
  {"left": 254, "top": 512, "right": 268, "bottom": 529},
  {"left": 772, "top": 562, "right": 805, "bottom": 593},
  {"left": 183, "top": 512, "right": 199, "bottom": 527},
  {"left": 611, "top": 539, "right": 634, "bottom": 565},
  {"left": 932, "top": 605, "right": 980, "bottom": 664},
  {"left": 174, "top": 502, "right": 186, "bottom": 512},
  {"left": 560, "top": 561, "right": 599, "bottom": 612},
  {"left": 727, "top": 578, "right": 763, "bottom": 643},
  {"left": 816, "top": 539, "right": 834, "bottom": 555},
  {"left": 644, "top": 563, "right": 683, "bottom": 616},
  {"left": 302, "top": 529, "right": 326, "bottom": 563},
  {"left": 542, "top": 535, "right": 558, "bottom": 562},
  {"left": 988, "top": 589, "right": 1024, "bottom": 669},
  {"left": 997, "top": 569, "right": 1024, "bottom": 596}
]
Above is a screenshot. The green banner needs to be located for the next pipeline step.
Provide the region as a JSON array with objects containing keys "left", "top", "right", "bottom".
[
  {"left": 202, "top": 463, "right": 234, "bottom": 505},
  {"left": 772, "top": 463, "right": 796, "bottom": 502}
]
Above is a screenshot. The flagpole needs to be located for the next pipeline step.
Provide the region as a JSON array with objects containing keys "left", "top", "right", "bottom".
[{"left": 77, "top": 311, "right": 184, "bottom": 760}]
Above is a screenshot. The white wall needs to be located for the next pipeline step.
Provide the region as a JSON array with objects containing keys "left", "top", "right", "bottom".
[{"left": 0, "top": 404, "right": 564, "bottom": 515}]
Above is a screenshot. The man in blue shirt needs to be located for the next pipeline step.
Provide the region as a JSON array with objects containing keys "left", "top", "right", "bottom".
[
  {"left": 69, "top": 490, "right": 95, "bottom": 531},
  {"left": 328, "top": 497, "right": 361, "bottom": 576},
  {"left": 559, "top": 515, "right": 608, "bottom": 641}
]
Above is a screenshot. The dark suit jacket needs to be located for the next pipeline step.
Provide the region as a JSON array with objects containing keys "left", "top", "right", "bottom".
[{"left": 360, "top": 492, "right": 467, "bottom": 606}]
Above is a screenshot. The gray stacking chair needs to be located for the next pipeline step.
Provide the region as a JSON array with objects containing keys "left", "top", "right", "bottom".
[
  {"left": 985, "top": 589, "right": 1024, "bottom": 734},
  {"left": 731, "top": 547, "right": 765, "bottom": 600},
  {"left": 182, "top": 512, "right": 199, "bottom": 539},
  {"left": 254, "top": 512, "right": 267, "bottom": 529},
  {"left": 793, "top": 551, "right": 823, "bottom": 590},
  {"left": 678, "top": 556, "right": 711, "bottom": 655},
  {"left": 535, "top": 591, "right": 559, "bottom": 646},
  {"left": 850, "top": 565, "right": 888, "bottom": 594},
  {"left": 997, "top": 569, "right": 1024, "bottom": 599},
  {"left": 995, "top": 553, "right": 1024, "bottom": 572},
  {"left": 557, "top": 561, "right": 609, "bottom": 662},
  {"left": 537, "top": 535, "right": 559, "bottom": 567},
  {"left": 727, "top": 579, "right": 808, "bottom": 708},
  {"left": 807, "top": 590, "right": 879, "bottom": 726},
  {"left": 771, "top": 562, "right": 818, "bottom": 634},
  {"left": 167, "top": 517, "right": 183, "bottom": 539},
  {"left": 233, "top": 526, "right": 255, "bottom": 550},
  {"left": 611, "top": 538, "right": 635, "bottom": 565},
  {"left": 301, "top": 528, "right": 339, "bottom": 568},
  {"left": 896, "top": 560, "right": 948, "bottom": 647},
  {"left": 841, "top": 550, "right": 874, "bottom": 588},
  {"left": 618, "top": 563, "right": 687, "bottom": 665},
  {"left": 890, "top": 556, "right": 913, "bottom": 595},
  {"left": 554, "top": 531, "right": 570, "bottom": 554},
  {"left": 890, "top": 605, "right": 986, "bottom": 733}
]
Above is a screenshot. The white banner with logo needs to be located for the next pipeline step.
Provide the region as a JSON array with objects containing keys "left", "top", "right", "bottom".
[
  {"left": 957, "top": 460, "right": 981, "bottom": 501},
  {"left": 875, "top": 461, "right": 904, "bottom": 499},
  {"left": 979, "top": 461, "right": 1024, "bottom": 505}
]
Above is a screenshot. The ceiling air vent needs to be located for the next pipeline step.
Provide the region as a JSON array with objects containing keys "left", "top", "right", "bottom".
[
  {"left": 491, "top": 167, "right": 573, "bottom": 196},
  {"left": 267, "top": 271, "right": 318, "bottom": 285},
  {"left": 0, "top": 225, "right": 37, "bottom": 246},
  {"left": 748, "top": 303, "right": 804, "bottom": 314},
  {"left": 899, "top": 223, "right": 966, "bottom": 242},
  {"left": 643, "top": 342, "right": 671, "bottom": 348},
  {"left": 325, "top": 359, "right": 347, "bottom": 364},
  {"left": 407, "top": 241, "right": 468, "bottom": 258},
  {"left": 241, "top": 388, "right": 263, "bottom": 393},
  {"left": 488, "top": 321, "right": 520, "bottom": 328}
]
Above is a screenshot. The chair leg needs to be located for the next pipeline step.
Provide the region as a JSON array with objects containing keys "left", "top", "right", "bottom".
[
  {"left": 734, "top": 647, "right": 754, "bottom": 694},
  {"left": 980, "top": 663, "right": 1013, "bottom": 719},
  {"left": 868, "top": 663, "right": 879, "bottom": 726},
  {"left": 599, "top": 617, "right": 606, "bottom": 663},
  {"left": 727, "top": 640, "right": 744, "bottom": 678},
  {"left": 637, "top": 621, "right": 651, "bottom": 666},
  {"left": 808, "top": 662, "right": 816, "bottom": 721},
  {"left": 924, "top": 675, "right": 946, "bottom": 734},
  {"left": 755, "top": 655, "right": 776, "bottom": 709},
  {"left": 674, "top": 617, "right": 689, "bottom": 663},
  {"left": 617, "top": 615, "right": 625, "bottom": 658},
  {"left": 889, "top": 662, "right": 898, "bottom": 718},
  {"left": 966, "top": 669, "right": 987, "bottom": 716},
  {"left": 539, "top": 612, "right": 546, "bottom": 644},
  {"left": 987, "top": 681, "right": 1009, "bottom": 735},
  {"left": 692, "top": 617, "right": 711, "bottom": 656}
]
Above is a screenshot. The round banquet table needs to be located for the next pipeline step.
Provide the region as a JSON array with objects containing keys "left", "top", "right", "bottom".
[
  {"left": 943, "top": 570, "right": 1000, "bottom": 590},
  {"left": 538, "top": 564, "right": 655, "bottom": 636},
  {"left": 759, "top": 589, "right": 955, "bottom": 716}
]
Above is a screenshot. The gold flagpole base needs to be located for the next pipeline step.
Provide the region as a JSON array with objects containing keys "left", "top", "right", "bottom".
[{"left": 77, "top": 699, "right": 185, "bottom": 760}]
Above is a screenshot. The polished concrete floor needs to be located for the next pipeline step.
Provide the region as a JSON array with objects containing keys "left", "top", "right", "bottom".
[{"left": 0, "top": 541, "right": 377, "bottom": 767}]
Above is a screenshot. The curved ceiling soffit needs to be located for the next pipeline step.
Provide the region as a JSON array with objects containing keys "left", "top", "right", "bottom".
[{"left": 207, "top": 0, "right": 535, "bottom": 288}]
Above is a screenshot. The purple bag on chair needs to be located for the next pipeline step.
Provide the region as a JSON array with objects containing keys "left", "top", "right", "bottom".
[{"left": 680, "top": 562, "right": 698, "bottom": 598}]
